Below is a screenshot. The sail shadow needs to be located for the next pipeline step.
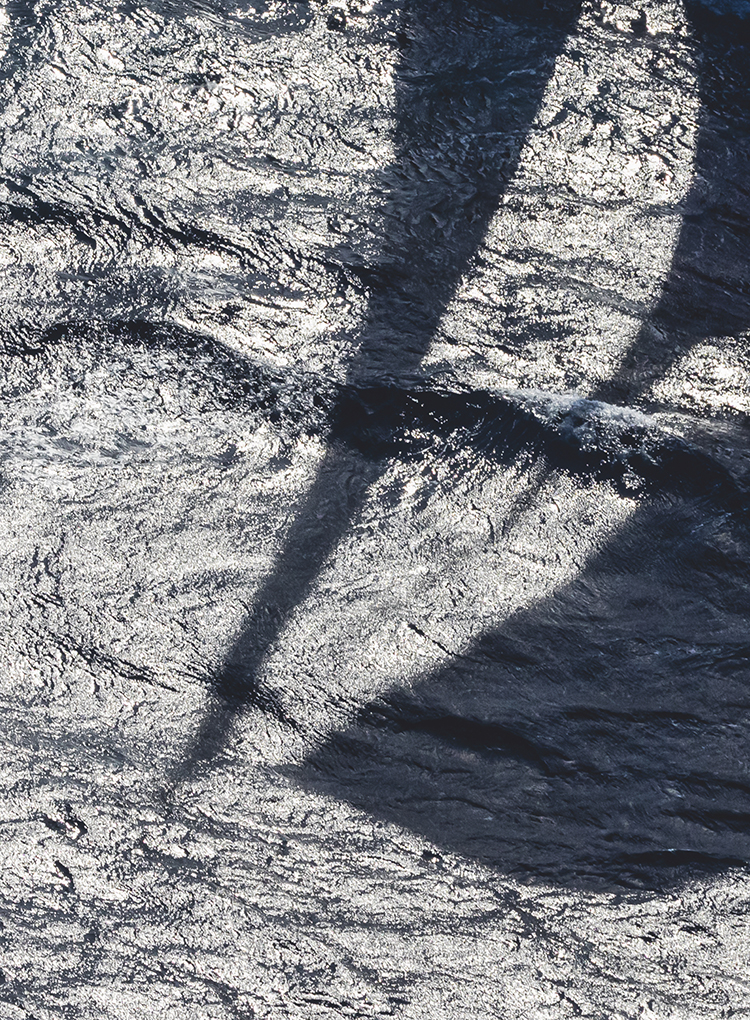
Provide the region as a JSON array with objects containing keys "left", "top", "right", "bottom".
[
  {"left": 173, "top": 0, "right": 584, "bottom": 779},
  {"left": 297, "top": 487, "right": 750, "bottom": 890}
]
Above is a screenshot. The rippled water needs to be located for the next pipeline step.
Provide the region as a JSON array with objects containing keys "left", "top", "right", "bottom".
[{"left": 0, "top": 0, "right": 749, "bottom": 1014}]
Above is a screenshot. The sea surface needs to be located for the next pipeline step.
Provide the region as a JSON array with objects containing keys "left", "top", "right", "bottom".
[{"left": 0, "top": 1, "right": 748, "bottom": 1016}]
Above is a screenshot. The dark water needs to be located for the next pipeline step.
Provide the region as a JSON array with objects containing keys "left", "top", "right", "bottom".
[{"left": 1, "top": 0, "right": 750, "bottom": 899}]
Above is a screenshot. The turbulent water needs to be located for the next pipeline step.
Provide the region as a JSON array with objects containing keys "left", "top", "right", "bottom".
[{"left": 0, "top": 0, "right": 749, "bottom": 1016}]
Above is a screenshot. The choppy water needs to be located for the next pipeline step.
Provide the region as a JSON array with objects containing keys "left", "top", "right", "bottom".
[{"left": 0, "top": 0, "right": 749, "bottom": 1014}]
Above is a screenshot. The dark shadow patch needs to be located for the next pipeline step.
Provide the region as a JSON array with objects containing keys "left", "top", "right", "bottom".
[{"left": 298, "top": 496, "right": 750, "bottom": 890}]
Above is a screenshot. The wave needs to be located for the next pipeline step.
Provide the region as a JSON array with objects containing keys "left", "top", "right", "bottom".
[{"left": 13, "top": 317, "right": 747, "bottom": 511}]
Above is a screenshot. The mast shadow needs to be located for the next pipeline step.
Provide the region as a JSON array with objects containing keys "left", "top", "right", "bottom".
[{"left": 173, "top": 0, "right": 584, "bottom": 778}]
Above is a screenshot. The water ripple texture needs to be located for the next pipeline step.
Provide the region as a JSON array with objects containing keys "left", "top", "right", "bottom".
[{"left": 0, "top": 1, "right": 749, "bottom": 1018}]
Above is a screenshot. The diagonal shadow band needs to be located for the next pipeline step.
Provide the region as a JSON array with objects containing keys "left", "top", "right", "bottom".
[{"left": 172, "top": 0, "right": 585, "bottom": 780}]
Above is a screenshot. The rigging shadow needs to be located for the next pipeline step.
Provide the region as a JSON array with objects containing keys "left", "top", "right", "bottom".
[
  {"left": 593, "top": 1, "right": 750, "bottom": 406},
  {"left": 173, "top": 0, "right": 584, "bottom": 777}
]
